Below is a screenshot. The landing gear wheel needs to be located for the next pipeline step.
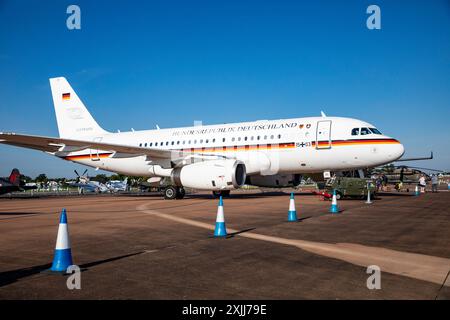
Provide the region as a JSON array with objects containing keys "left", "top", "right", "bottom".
[
  {"left": 212, "top": 190, "right": 231, "bottom": 198},
  {"left": 164, "top": 186, "right": 177, "bottom": 200},
  {"left": 176, "top": 187, "right": 186, "bottom": 199}
]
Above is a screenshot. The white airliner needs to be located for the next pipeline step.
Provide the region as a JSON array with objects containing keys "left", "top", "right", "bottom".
[{"left": 0, "top": 77, "right": 404, "bottom": 199}]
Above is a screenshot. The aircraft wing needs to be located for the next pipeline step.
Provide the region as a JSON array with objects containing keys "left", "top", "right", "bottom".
[{"left": 0, "top": 132, "right": 189, "bottom": 160}]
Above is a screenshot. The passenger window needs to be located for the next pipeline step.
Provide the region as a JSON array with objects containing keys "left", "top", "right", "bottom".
[
  {"left": 360, "top": 128, "right": 370, "bottom": 135},
  {"left": 155, "top": 142, "right": 158, "bottom": 146},
  {"left": 149, "top": 143, "right": 153, "bottom": 147},
  {"left": 222, "top": 138, "right": 226, "bottom": 142},
  {"left": 139, "top": 143, "right": 142, "bottom": 147},
  {"left": 144, "top": 143, "right": 147, "bottom": 147},
  {"left": 351, "top": 128, "right": 359, "bottom": 135},
  {"left": 270, "top": 135, "right": 274, "bottom": 139},
  {"left": 278, "top": 134, "right": 281, "bottom": 139}
]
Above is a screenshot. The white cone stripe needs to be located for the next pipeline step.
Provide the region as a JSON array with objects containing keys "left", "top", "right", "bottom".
[
  {"left": 216, "top": 206, "right": 225, "bottom": 223},
  {"left": 289, "top": 199, "right": 296, "bottom": 211},
  {"left": 332, "top": 195, "right": 337, "bottom": 205},
  {"left": 55, "top": 223, "right": 71, "bottom": 250}
]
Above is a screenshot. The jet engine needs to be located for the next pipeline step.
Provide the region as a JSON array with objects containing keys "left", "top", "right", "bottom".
[{"left": 171, "top": 159, "right": 246, "bottom": 190}]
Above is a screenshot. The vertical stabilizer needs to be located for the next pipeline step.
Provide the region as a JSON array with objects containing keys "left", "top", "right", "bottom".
[
  {"left": 49, "top": 77, "right": 108, "bottom": 138},
  {"left": 8, "top": 168, "right": 20, "bottom": 186}
]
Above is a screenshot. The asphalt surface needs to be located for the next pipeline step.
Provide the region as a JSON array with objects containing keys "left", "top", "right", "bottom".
[{"left": 0, "top": 189, "right": 449, "bottom": 299}]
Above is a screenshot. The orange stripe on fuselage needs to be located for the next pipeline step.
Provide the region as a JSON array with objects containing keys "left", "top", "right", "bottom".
[
  {"left": 64, "top": 153, "right": 113, "bottom": 161},
  {"left": 314, "top": 138, "right": 400, "bottom": 147}
]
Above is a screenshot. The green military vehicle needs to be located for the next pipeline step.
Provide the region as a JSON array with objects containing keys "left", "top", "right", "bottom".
[{"left": 323, "top": 176, "right": 376, "bottom": 200}]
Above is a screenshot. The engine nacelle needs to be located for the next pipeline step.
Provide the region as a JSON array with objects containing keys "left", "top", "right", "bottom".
[
  {"left": 171, "top": 160, "right": 246, "bottom": 190},
  {"left": 246, "top": 174, "right": 301, "bottom": 188}
]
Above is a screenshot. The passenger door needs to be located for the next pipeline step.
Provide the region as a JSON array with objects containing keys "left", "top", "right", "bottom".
[{"left": 316, "top": 120, "right": 332, "bottom": 149}]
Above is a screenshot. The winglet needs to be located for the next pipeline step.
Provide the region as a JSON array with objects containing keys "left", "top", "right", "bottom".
[{"left": 320, "top": 111, "right": 327, "bottom": 117}]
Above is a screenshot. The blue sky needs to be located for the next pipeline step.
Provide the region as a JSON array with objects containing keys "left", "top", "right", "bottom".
[{"left": 0, "top": 0, "right": 449, "bottom": 178}]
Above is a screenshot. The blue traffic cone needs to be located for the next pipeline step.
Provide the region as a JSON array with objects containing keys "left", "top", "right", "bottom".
[
  {"left": 329, "top": 190, "right": 340, "bottom": 213},
  {"left": 414, "top": 185, "right": 420, "bottom": 196},
  {"left": 288, "top": 192, "right": 298, "bottom": 222},
  {"left": 50, "top": 208, "right": 73, "bottom": 272},
  {"left": 214, "top": 196, "right": 227, "bottom": 237}
]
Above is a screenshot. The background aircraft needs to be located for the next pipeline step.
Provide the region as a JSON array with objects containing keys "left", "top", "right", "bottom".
[
  {"left": 371, "top": 163, "right": 442, "bottom": 185},
  {"left": 66, "top": 169, "right": 109, "bottom": 194},
  {"left": 106, "top": 177, "right": 129, "bottom": 192},
  {"left": 0, "top": 169, "right": 37, "bottom": 195}
]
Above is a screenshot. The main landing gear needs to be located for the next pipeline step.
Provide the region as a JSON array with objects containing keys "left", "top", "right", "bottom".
[
  {"left": 163, "top": 186, "right": 186, "bottom": 200},
  {"left": 161, "top": 187, "right": 230, "bottom": 199}
]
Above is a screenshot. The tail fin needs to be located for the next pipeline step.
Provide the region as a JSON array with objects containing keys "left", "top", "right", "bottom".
[
  {"left": 9, "top": 168, "right": 20, "bottom": 186},
  {"left": 49, "top": 77, "right": 108, "bottom": 138}
]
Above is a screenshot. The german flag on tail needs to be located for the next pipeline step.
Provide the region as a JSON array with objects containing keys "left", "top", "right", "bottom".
[{"left": 62, "top": 93, "right": 70, "bottom": 101}]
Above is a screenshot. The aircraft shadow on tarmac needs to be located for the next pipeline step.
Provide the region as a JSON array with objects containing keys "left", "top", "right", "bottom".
[
  {"left": 0, "top": 251, "right": 146, "bottom": 287},
  {"left": 187, "top": 191, "right": 320, "bottom": 200},
  {"left": 121, "top": 191, "right": 321, "bottom": 200},
  {"left": 376, "top": 192, "right": 415, "bottom": 197},
  {"left": 0, "top": 212, "right": 40, "bottom": 216}
]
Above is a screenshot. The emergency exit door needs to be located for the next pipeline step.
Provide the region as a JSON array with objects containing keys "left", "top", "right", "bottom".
[{"left": 316, "top": 120, "right": 332, "bottom": 149}]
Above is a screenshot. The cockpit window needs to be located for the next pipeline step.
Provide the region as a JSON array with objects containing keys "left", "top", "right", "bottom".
[
  {"left": 351, "top": 128, "right": 359, "bottom": 135},
  {"left": 369, "top": 128, "right": 382, "bottom": 135},
  {"left": 360, "top": 127, "right": 371, "bottom": 135}
]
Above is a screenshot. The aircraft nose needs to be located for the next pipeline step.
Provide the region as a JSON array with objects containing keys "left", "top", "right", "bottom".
[{"left": 392, "top": 140, "right": 405, "bottom": 160}]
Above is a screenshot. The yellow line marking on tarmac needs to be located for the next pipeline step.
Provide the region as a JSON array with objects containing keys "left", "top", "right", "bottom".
[{"left": 136, "top": 203, "right": 450, "bottom": 287}]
